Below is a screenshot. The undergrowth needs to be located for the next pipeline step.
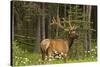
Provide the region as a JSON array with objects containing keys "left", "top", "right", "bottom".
[{"left": 12, "top": 40, "right": 97, "bottom": 66}]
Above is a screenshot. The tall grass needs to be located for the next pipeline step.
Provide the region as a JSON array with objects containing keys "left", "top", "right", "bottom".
[{"left": 12, "top": 40, "right": 97, "bottom": 66}]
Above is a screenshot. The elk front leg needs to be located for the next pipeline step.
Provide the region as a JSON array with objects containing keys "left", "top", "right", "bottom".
[
  {"left": 63, "top": 53, "right": 67, "bottom": 63},
  {"left": 42, "top": 52, "right": 46, "bottom": 61},
  {"left": 60, "top": 52, "right": 67, "bottom": 63}
]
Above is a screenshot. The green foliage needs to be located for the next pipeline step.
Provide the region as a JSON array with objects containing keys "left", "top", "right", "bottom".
[
  {"left": 12, "top": 41, "right": 40, "bottom": 66},
  {"left": 12, "top": 41, "right": 97, "bottom": 66}
]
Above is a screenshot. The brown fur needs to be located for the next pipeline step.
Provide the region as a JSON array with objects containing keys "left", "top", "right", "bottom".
[
  {"left": 40, "top": 39, "right": 69, "bottom": 62},
  {"left": 49, "top": 39, "right": 69, "bottom": 54},
  {"left": 40, "top": 23, "right": 78, "bottom": 62}
]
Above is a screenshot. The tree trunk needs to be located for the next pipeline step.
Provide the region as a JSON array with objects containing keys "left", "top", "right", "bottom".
[
  {"left": 36, "top": 16, "right": 41, "bottom": 52},
  {"left": 87, "top": 5, "right": 92, "bottom": 51},
  {"left": 64, "top": 4, "right": 66, "bottom": 17},
  {"left": 83, "top": 6, "right": 88, "bottom": 52},
  {"left": 56, "top": 4, "right": 59, "bottom": 38},
  {"left": 84, "top": 6, "right": 88, "bottom": 52},
  {"left": 42, "top": 3, "right": 45, "bottom": 39}
]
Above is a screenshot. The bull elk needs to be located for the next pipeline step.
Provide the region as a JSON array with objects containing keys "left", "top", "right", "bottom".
[{"left": 40, "top": 16, "right": 78, "bottom": 62}]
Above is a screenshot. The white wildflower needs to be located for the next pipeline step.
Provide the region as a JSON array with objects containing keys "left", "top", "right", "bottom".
[
  {"left": 48, "top": 59, "right": 52, "bottom": 61},
  {"left": 61, "top": 52, "right": 63, "bottom": 55},
  {"left": 45, "top": 58, "right": 47, "bottom": 60},
  {"left": 54, "top": 51, "right": 57, "bottom": 54},
  {"left": 92, "top": 56, "right": 94, "bottom": 58},
  {"left": 64, "top": 54, "right": 67, "bottom": 56},
  {"left": 21, "top": 61, "right": 23, "bottom": 63},
  {"left": 88, "top": 51, "right": 91, "bottom": 53},
  {"left": 20, "top": 57, "right": 22, "bottom": 59},
  {"left": 15, "top": 56, "right": 17, "bottom": 59},
  {"left": 95, "top": 52, "right": 97, "bottom": 54},
  {"left": 25, "top": 58, "right": 29, "bottom": 62},
  {"left": 38, "top": 59, "right": 41, "bottom": 62},
  {"left": 91, "top": 49, "right": 95, "bottom": 52},
  {"left": 15, "top": 40, "right": 17, "bottom": 42},
  {"left": 55, "top": 55, "right": 59, "bottom": 59}
]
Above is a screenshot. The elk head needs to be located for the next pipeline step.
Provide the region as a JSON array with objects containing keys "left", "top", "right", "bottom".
[{"left": 67, "top": 25, "right": 78, "bottom": 40}]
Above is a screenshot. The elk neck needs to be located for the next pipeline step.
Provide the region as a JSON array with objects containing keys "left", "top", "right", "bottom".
[{"left": 67, "top": 36, "right": 74, "bottom": 49}]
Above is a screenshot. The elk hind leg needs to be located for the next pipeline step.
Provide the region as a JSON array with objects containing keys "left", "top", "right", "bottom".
[{"left": 47, "top": 48, "right": 53, "bottom": 61}]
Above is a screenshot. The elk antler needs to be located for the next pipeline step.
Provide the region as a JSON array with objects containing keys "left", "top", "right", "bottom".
[
  {"left": 50, "top": 16, "right": 78, "bottom": 31},
  {"left": 50, "top": 17, "right": 57, "bottom": 25},
  {"left": 56, "top": 16, "right": 66, "bottom": 29},
  {"left": 50, "top": 16, "right": 69, "bottom": 31},
  {"left": 62, "top": 17, "right": 77, "bottom": 30}
]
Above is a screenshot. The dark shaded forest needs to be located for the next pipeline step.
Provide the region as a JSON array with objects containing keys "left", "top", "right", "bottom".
[{"left": 11, "top": 1, "right": 97, "bottom": 66}]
